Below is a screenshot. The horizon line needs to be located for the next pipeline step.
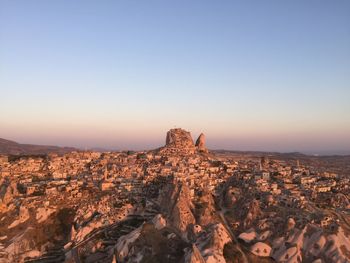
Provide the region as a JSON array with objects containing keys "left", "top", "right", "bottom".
[{"left": 1, "top": 136, "right": 350, "bottom": 156}]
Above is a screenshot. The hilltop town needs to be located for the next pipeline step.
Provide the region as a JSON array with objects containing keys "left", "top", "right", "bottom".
[{"left": 0, "top": 128, "right": 349, "bottom": 263}]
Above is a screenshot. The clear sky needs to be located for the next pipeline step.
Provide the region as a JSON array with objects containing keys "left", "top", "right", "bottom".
[{"left": 1, "top": 0, "right": 350, "bottom": 153}]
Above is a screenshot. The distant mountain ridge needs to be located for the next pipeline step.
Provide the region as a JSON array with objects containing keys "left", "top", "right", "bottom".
[{"left": 0, "top": 138, "right": 76, "bottom": 155}]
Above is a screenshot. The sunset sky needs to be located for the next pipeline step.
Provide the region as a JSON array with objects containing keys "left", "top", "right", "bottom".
[{"left": 1, "top": 1, "right": 350, "bottom": 153}]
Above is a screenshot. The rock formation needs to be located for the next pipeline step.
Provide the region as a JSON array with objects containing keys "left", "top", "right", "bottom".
[
  {"left": 166, "top": 128, "right": 194, "bottom": 147},
  {"left": 113, "top": 217, "right": 187, "bottom": 263},
  {"left": 196, "top": 189, "right": 218, "bottom": 226},
  {"left": 162, "top": 128, "right": 196, "bottom": 155},
  {"left": 159, "top": 181, "right": 196, "bottom": 241},
  {"left": 184, "top": 244, "right": 206, "bottom": 263},
  {"left": 224, "top": 186, "right": 241, "bottom": 208},
  {"left": 195, "top": 133, "right": 208, "bottom": 153},
  {"left": 191, "top": 223, "right": 232, "bottom": 262},
  {"left": 162, "top": 128, "right": 209, "bottom": 154},
  {"left": 242, "top": 199, "right": 262, "bottom": 228}
]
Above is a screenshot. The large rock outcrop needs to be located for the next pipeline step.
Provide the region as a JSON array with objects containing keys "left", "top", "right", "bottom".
[
  {"left": 191, "top": 223, "right": 232, "bottom": 263},
  {"left": 161, "top": 128, "right": 209, "bottom": 155},
  {"left": 195, "top": 133, "right": 208, "bottom": 153},
  {"left": 159, "top": 181, "right": 196, "bottom": 241},
  {"left": 113, "top": 216, "right": 187, "bottom": 263},
  {"left": 166, "top": 128, "right": 194, "bottom": 148},
  {"left": 196, "top": 189, "right": 218, "bottom": 226},
  {"left": 0, "top": 180, "right": 18, "bottom": 209}
]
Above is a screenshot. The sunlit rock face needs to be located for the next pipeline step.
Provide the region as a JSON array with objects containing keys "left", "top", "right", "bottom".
[
  {"left": 166, "top": 128, "right": 195, "bottom": 148},
  {"left": 162, "top": 128, "right": 208, "bottom": 155},
  {"left": 191, "top": 223, "right": 232, "bottom": 263},
  {"left": 195, "top": 133, "right": 208, "bottom": 153},
  {"left": 159, "top": 181, "right": 196, "bottom": 241},
  {"left": 184, "top": 244, "right": 206, "bottom": 263},
  {"left": 162, "top": 128, "right": 196, "bottom": 154}
]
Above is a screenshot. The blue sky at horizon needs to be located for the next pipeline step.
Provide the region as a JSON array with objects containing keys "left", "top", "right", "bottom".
[{"left": 1, "top": 0, "right": 350, "bottom": 153}]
